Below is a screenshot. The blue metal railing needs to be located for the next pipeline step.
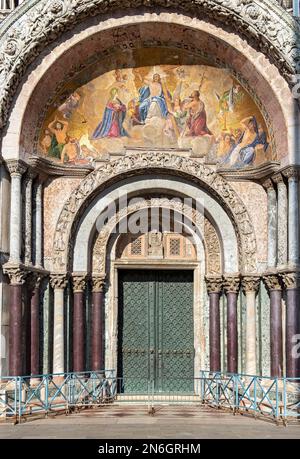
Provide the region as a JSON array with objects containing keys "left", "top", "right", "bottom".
[{"left": 0, "top": 370, "right": 299, "bottom": 424}]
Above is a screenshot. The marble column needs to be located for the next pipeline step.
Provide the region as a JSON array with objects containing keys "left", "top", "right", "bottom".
[
  {"left": 223, "top": 275, "right": 240, "bottom": 374},
  {"left": 91, "top": 275, "right": 106, "bottom": 372},
  {"left": 29, "top": 274, "right": 43, "bottom": 377},
  {"left": 3, "top": 266, "right": 27, "bottom": 376},
  {"left": 273, "top": 174, "right": 288, "bottom": 269},
  {"left": 283, "top": 168, "right": 299, "bottom": 268},
  {"left": 6, "top": 160, "right": 27, "bottom": 263},
  {"left": 24, "top": 170, "right": 36, "bottom": 266},
  {"left": 281, "top": 272, "right": 300, "bottom": 378},
  {"left": 72, "top": 274, "right": 87, "bottom": 373},
  {"left": 263, "top": 179, "right": 277, "bottom": 269},
  {"left": 34, "top": 180, "right": 43, "bottom": 268},
  {"left": 205, "top": 276, "right": 223, "bottom": 373},
  {"left": 241, "top": 276, "right": 260, "bottom": 375},
  {"left": 50, "top": 274, "right": 68, "bottom": 374},
  {"left": 263, "top": 274, "right": 283, "bottom": 378}
]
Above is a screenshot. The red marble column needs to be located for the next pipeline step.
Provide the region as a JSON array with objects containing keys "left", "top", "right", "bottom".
[
  {"left": 30, "top": 277, "right": 42, "bottom": 377},
  {"left": 281, "top": 273, "right": 300, "bottom": 378},
  {"left": 224, "top": 276, "right": 240, "bottom": 374},
  {"left": 91, "top": 276, "right": 106, "bottom": 372},
  {"left": 3, "top": 267, "right": 27, "bottom": 376},
  {"left": 205, "top": 276, "right": 223, "bottom": 373},
  {"left": 73, "top": 274, "right": 87, "bottom": 373},
  {"left": 264, "top": 274, "right": 283, "bottom": 378}
]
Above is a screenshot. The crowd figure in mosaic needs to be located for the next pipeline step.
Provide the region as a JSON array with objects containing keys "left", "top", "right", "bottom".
[{"left": 39, "top": 63, "right": 273, "bottom": 168}]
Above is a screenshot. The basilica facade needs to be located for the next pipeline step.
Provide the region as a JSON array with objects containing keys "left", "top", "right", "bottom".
[{"left": 0, "top": 1, "right": 299, "bottom": 390}]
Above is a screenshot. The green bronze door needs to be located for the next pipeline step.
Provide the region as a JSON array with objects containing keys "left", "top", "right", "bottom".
[{"left": 118, "top": 270, "right": 194, "bottom": 393}]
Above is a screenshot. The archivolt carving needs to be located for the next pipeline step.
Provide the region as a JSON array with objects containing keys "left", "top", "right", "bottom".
[
  {"left": 92, "top": 197, "right": 222, "bottom": 275},
  {"left": 52, "top": 152, "right": 256, "bottom": 273},
  {"left": 0, "top": 0, "right": 298, "bottom": 129}
]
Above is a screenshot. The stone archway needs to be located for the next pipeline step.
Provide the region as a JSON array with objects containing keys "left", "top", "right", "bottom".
[{"left": 52, "top": 151, "right": 256, "bottom": 274}]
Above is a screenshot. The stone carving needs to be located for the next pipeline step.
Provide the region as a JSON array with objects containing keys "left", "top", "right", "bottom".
[
  {"left": 223, "top": 275, "right": 241, "bottom": 293},
  {"left": 3, "top": 265, "right": 27, "bottom": 285},
  {"left": 148, "top": 230, "right": 163, "bottom": 258},
  {"left": 92, "top": 196, "right": 223, "bottom": 275},
  {"left": 6, "top": 160, "right": 27, "bottom": 177},
  {"left": 52, "top": 152, "right": 256, "bottom": 273},
  {"left": 283, "top": 167, "right": 299, "bottom": 180},
  {"left": 0, "top": 1, "right": 298, "bottom": 130},
  {"left": 50, "top": 273, "right": 68, "bottom": 290},
  {"left": 72, "top": 274, "right": 87, "bottom": 292},
  {"left": 241, "top": 275, "right": 261, "bottom": 293},
  {"left": 280, "top": 272, "right": 300, "bottom": 289},
  {"left": 205, "top": 276, "right": 223, "bottom": 294},
  {"left": 92, "top": 274, "right": 106, "bottom": 292},
  {"left": 263, "top": 273, "right": 282, "bottom": 291}
]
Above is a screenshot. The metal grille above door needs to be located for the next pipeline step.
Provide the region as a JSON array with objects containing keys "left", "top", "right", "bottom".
[{"left": 118, "top": 270, "right": 194, "bottom": 393}]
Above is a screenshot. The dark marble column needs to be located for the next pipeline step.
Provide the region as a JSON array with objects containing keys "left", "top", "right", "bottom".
[
  {"left": 3, "top": 267, "right": 27, "bottom": 376},
  {"left": 91, "top": 275, "right": 106, "bottom": 372},
  {"left": 72, "top": 274, "right": 87, "bottom": 373},
  {"left": 281, "top": 272, "right": 300, "bottom": 378},
  {"left": 223, "top": 275, "right": 240, "bottom": 374},
  {"left": 30, "top": 274, "right": 43, "bottom": 377},
  {"left": 205, "top": 276, "right": 223, "bottom": 372},
  {"left": 263, "top": 274, "right": 283, "bottom": 378}
]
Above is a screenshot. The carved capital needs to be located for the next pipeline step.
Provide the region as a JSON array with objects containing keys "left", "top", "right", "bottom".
[
  {"left": 205, "top": 276, "right": 223, "bottom": 294},
  {"left": 6, "top": 160, "right": 27, "bottom": 177},
  {"left": 262, "top": 178, "right": 275, "bottom": 191},
  {"left": 263, "top": 273, "right": 282, "bottom": 291},
  {"left": 223, "top": 275, "right": 240, "bottom": 294},
  {"left": 272, "top": 173, "right": 285, "bottom": 185},
  {"left": 282, "top": 167, "right": 299, "bottom": 181},
  {"left": 72, "top": 273, "right": 87, "bottom": 292},
  {"left": 50, "top": 273, "right": 68, "bottom": 290},
  {"left": 280, "top": 272, "right": 300, "bottom": 290},
  {"left": 3, "top": 264, "right": 27, "bottom": 285},
  {"left": 241, "top": 275, "right": 260, "bottom": 293},
  {"left": 92, "top": 274, "right": 106, "bottom": 292}
]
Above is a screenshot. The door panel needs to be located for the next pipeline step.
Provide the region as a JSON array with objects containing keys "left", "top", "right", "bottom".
[{"left": 118, "top": 270, "right": 194, "bottom": 393}]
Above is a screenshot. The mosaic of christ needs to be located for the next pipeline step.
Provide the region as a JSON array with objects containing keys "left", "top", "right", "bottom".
[{"left": 39, "top": 64, "right": 274, "bottom": 169}]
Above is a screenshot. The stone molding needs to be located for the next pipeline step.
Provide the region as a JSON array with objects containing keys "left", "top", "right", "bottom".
[
  {"left": 205, "top": 276, "right": 223, "bottom": 294},
  {"left": 50, "top": 273, "right": 68, "bottom": 290},
  {"left": 263, "top": 273, "right": 282, "bottom": 291},
  {"left": 53, "top": 151, "right": 257, "bottom": 274},
  {"left": 91, "top": 274, "right": 106, "bottom": 293},
  {"left": 241, "top": 275, "right": 261, "bottom": 293},
  {"left": 72, "top": 273, "right": 88, "bottom": 293},
  {"left": 0, "top": 0, "right": 297, "bottom": 129},
  {"left": 223, "top": 274, "right": 241, "bottom": 294},
  {"left": 28, "top": 156, "right": 93, "bottom": 178}
]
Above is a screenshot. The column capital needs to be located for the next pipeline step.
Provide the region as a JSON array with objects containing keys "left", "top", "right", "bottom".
[
  {"left": 263, "top": 273, "right": 282, "bottom": 291},
  {"left": 272, "top": 173, "right": 285, "bottom": 185},
  {"left": 223, "top": 274, "right": 240, "bottom": 294},
  {"left": 282, "top": 167, "right": 299, "bottom": 181},
  {"left": 205, "top": 275, "right": 223, "bottom": 294},
  {"left": 50, "top": 273, "right": 68, "bottom": 290},
  {"left": 3, "top": 263, "right": 27, "bottom": 285},
  {"left": 72, "top": 273, "right": 88, "bottom": 293},
  {"left": 280, "top": 271, "right": 300, "bottom": 290},
  {"left": 92, "top": 274, "right": 106, "bottom": 293},
  {"left": 241, "top": 275, "right": 260, "bottom": 293},
  {"left": 262, "top": 178, "right": 275, "bottom": 191},
  {"left": 6, "top": 159, "right": 27, "bottom": 177}
]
